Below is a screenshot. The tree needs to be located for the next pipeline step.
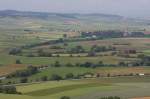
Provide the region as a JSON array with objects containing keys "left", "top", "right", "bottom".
[
  {"left": 65, "top": 73, "right": 74, "bottom": 79},
  {"left": 40, "top": 76, "right": 48, "bottom": 81},
  {"left": 87, "top": 51, "right": 96, "bottom": 57},
  {"left": 56, "top": 54, "right": 60, "bottom": 57},
  {"left": 20, "top": 78, "right": 28, "bottom": 83},
  {"left": 16, "top": 59, "right": 22, "bottom": 64},
  {"left": 63, "top": 34, "right": 67, "bottom": 39},
  {"left": 54, "top": 61, "right": 61, "bottom": 67},
  {"left": 118, "top": 61, "right": 126, "bottom": 66},
  {"left": 66, "top": 63, "right": 74, "bottom": 67},
  {"left": 82, "top": 62, "right": 93, "bottom": 68},
  {"left": 107, "top": 73, "right": 110, "bottom": 77},
  {"left": 64, "top": 43, "right": 68, "bottom": 46},
  {"left": 70, "top": 45, "right": 85, "bottom": 53},
  {"left": 98, "top": 61, "right": 104, "bottom": 66},
  {"left": 27, "top": 65, "right": 38, "bottom": 74}
]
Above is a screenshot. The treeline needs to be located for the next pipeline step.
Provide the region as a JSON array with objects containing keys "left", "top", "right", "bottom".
[
  {"left": 118, "top": 55, "right": 150, "bottom": 67},
  {"left": 81, "top": 31, "right": 124, "bottom": 38},
  {"left": 81, "top": 31, "right": 145, "bottom": 38},
  {"left": 8, "top": 38, "right": 64, "bottom": 55},
  {"left": 11, "top": 45, "right": 116, "bottom": 57},
  {"left": 51, "top": 61, "right": 116, "bottom": 68},
  {"left": 100, "top": 96, "right": 121, "bottom": 99},
  {"left": 68, "top": 45, "right": 115, "bottom": 54},
  {"left": 60, "top": 96, "right": 121, "bottom": 99},
  {"left": 5, "top": 72, "right": 83, "bottom": 84},
  {"left": 37, "top": 73, "right": 78, "bottom": 82}
]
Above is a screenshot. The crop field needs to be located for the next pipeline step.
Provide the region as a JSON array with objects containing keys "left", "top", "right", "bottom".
[
  {"left": 0, "top": 64, "right": 26, "bottom": 76},
  {"left": 1, "top": 77, "right": 150, "bottom": 99},
  {"left": 3, "top": 66, "right": 150, "bottom": 84},
  {"left": 31, "top": 67, "right": 150, "bottom": 79},
  {"left": 0, "top": 37, "right": 150, "bottom": 76}
]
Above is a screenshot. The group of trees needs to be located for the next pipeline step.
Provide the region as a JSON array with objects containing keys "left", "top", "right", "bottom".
[
  {"left": 13, "top": 43, "right": 116, "bottom": 58},
  {"left": 81, "top": 30, "right": 145, "bottom": 38},
  {"left": 81, "top": 31, "right": 124, "bottom": 38},
  {"left": 0, "top": 85, "right": 20, "bottom": 94},
  {"left": 40, "top": 73, "right": 76, "bottom": 82},
  {"left": 91, "top": 45, "right": 116, "bottom": 53},
  {"left": 100, "top": 96, "right": 121, "bottom": 99},
  {"left": 9, "top": 48, "right": 22, "bottom": 55},
  {"left": 52, "top": 61, "right": 106, "bottom": 68},
  {"left": 124, "top": 55, "right": 150, "bottom": 67},
  {"left": 34, "top": 45, "right": 115, "bottom": 57},
  {"left": 37, "top": 49, "right": 52, "bottom": 57},
  {"left": 7, "top": 66, "right": 38, "bottom": 78},
  {"left": 40, "top": 74, "right": 63, "bottom": 81},
  {"left": 59, "top": 96, "right": 121, "bottom": 99},
  {"left": 69, "top": 45, "right": 85, "bottom": 53},
  {"left": 68, "top": 45, "right": 115, "bottom": 54},
  {"left": 118, "top": 55, "right": 150, "bottom": 67}
]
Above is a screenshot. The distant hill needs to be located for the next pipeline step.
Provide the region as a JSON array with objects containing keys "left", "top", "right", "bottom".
[{"left": 0, "top": 10, "right": 123, "bottom": 20}]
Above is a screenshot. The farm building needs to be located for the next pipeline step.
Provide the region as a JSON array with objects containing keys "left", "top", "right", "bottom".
[{"left": 119, "top": 49, "right": 137, "bottom": 54}]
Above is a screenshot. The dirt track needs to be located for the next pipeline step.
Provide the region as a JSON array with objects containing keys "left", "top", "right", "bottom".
[{"left": 131, "top": 97, "right": 150, "bottom": 99}]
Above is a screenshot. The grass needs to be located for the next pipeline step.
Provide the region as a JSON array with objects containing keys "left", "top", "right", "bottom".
[
  {"left": 17, "top": 80, "right": 86, "bottom": 93},
  {"left": 30, "top": 67, "right": 94, "bottom": 79},
  {"left": 30, "top": 66, "right": 150, "bottom": 79},
  {"left": 25, "top": 83, "right": 110, "bottom": 96},
  {"left": 0, "top": 54, "right": 119, "bottom": 65}
]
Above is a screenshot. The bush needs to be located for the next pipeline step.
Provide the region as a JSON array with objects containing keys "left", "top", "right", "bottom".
[
  {"left": 51, "top": 74, "right": 62, "bottom": 81},
  {"left": 80, "top": 62, "right": 93, "bottom": 68},
  {"left": 100, "top": 96, "right": 121, "bottom": 99},
  {"left": 54, "top": 61, "right": 61, "bottom": 67},
  {"left": 9, "top": 48, "right": 22, "bottom": 55},
  {"left": 40, "top": 76, "right": 48, "bottom": 81},
  {"left": 0, "top": 85, "right": 20, "bottom": 94},
  {"left": 60, "top": 96, "right": 70, "bottom": 99}
]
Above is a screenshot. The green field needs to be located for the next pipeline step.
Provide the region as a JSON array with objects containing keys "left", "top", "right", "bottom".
[
  {"left": 3, "top": 66, "right": 150, "bottom": 85},
  {"left": 1, "top": 77, "right": 150, "bottom": 99}
]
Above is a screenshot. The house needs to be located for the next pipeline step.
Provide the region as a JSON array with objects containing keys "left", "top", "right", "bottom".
[
  {"left": 139, "top": 73, "right": 145, "bottom": 76},
  {"left": 0, "top": 76, "right": 6, "bottom": 80}
]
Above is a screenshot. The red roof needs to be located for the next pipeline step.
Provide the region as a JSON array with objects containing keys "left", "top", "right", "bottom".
[{"left": 144, "top": 31, "right": 150, "bottom": 34}]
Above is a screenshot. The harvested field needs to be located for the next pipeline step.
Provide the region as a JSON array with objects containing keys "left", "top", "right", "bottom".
[
  {"left": 0, "top": 64, "right": 26, "bottom": 76},
  {"left": 131, "top": 97, "right": 150, "bottom": 99}
]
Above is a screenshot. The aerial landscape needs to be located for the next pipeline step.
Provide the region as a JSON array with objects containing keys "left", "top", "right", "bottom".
[{"left": 0, "top": 0, "right": 150, "bottom": 99}]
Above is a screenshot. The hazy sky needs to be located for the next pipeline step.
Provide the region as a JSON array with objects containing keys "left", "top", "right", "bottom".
[{"left": 0, "top": 0, "right": 150, "bottom": 17}]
